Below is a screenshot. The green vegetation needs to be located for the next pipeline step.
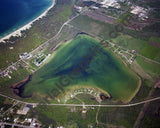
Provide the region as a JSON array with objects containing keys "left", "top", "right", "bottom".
[
  {"left": 22, "top": 34, "right": 140, "bottom": 103},
  {"left": 111, "top": 34, "right": 147, "bottom": 52},
  {"left": 67, "top": 93, "right": 99, "bottom": 105},
  {"left": 0, "top": 67, "right": 30, "bottom": 95},
  {"left": 0, "top": 96, "right": 12, "bottom": 111},
  {"left": 98, "top": 104, "right": 143, "bottom": 128},
  {"left": 140, "top": 45, "right": 160, "bottom": 61},
  {"left": 32, "top": 105, "right": 97, "bottom": 127},
  {"left": 135, "top": 57, "right": 160, "bottom": 80},
  {"left": 149, "top": 36, "right": 160, "bottom": 44},
  {"left": 71, "top": 15, "right": 115, "bottom": 40},
  {"left": 71, "top": 14, "right": 154, "bottom": 41},
  {"left": 115, "top": 12, "right": 132, "bottom": 24}
]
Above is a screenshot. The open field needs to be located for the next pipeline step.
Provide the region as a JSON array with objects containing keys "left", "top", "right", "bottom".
[
  {"left": 140, "top": 43, "right": 160, "bottom": 62},
  {"left": 0, "top": 67, "right": 30, "bottom": 95},
  {"left": 84, "top": 9, "right": 116, "bottom": 24},
  {"left": 21, "top": 34, "right": 140, "bottom": 103},
  {"left": 135, "top": 56, "right": 160, "bottom": 82},
  {"left": 97, "top": 104, "right": 143, "bottom": 128},
  {"left": 70, "top": 14, "right": 160, "bottom": 60},
  {"left": 111, "top": 34, "right": 147, "bottom": 53},
  {"left": 32, "top": 105, "right": 98, "bottom": 128}
]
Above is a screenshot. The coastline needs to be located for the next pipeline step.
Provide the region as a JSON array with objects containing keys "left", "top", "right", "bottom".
[{"left": 0, "top": 0, "right": 55, "bottom": 43}]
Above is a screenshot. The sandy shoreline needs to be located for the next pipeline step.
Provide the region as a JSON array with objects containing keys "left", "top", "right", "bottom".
[{"left": 0, "top": 0, "right": 55, "bottom": 43}]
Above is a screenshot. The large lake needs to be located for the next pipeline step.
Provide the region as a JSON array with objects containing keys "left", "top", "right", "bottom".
[
  {"left": 0, "top": 0, "right": 52, "bottom": 39},
  {"left": 21, "top": 34, "right": 140, "bottom": 103}
]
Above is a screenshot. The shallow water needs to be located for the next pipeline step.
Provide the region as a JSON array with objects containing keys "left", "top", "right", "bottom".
[{"left": 21, "top": 35, "right": 140, "bottom": 102}]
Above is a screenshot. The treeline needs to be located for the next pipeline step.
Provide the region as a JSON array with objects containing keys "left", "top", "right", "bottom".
[{"left": 56, "top": 0, "right": 71, "bottom": 5}]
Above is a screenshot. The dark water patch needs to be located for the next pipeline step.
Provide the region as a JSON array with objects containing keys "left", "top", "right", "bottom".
[
  {"left": 11, "top": 75, "right": 32, "bottom": 98},
  {"left": 100, "top": 93, "right": 111, "bottom": 101}
]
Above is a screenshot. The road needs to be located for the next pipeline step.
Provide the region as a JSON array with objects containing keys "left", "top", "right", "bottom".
[
  {"left": 38, "top": 96, "right": 160, "bottom": 107},
  {"left": 0, "top": 122, "right": 34, "bottom": 128},
  {"left": 3, "top": 101, "right": 19, "bottom": 115},
  {"left": 0, "top": 93, "right": 160, "bottom": 108},
  {"left": 0, "top": 3, "right": 89, "bottom": 76}
]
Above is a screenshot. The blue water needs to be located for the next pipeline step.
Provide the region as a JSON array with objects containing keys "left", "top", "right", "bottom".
[{"left": 0, "top": 0, "right": 53, "bottom": 39}]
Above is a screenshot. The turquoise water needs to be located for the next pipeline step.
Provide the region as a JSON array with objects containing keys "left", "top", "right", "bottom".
[{"left": 0, "top": 0, "right": 53, "bottom": 39}]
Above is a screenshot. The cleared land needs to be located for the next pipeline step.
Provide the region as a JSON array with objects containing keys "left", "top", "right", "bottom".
[{"left": 84, "top": 9, "right": 116, "bottom": 24}]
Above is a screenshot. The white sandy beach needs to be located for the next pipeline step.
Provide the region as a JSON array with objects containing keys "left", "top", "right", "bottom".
[{"left": 0, "top": 0, "right": 55, "bottom": 43}]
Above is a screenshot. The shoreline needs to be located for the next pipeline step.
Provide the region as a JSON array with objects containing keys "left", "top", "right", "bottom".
[
  {"left": 10, "top": 75, "right": 32, "bottom": 98},
  {"left": 0, "top": 0, "right": 56, "bottom": 43}
]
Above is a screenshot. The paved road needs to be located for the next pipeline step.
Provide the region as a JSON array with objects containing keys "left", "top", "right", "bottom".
[
  {"left": 0, "top": 122, "right": 34, "bottom": 128},
  {"left": 3, "top": 102, "right": 19, "bottom": 115},
  {"left": 0, "top": 93, "right": 160, "bottom": 107},
  {"left": 39, "top": 97, "right": 160, "bottom": 107}
]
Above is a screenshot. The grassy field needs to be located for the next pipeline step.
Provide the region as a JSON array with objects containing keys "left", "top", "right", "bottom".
[
  {"left": 31, "top": 105, "right": 98, "bottom": 128},
  {"left": 98, "top": 104, "right": 143, "bottom": 128},
  {"left": 140, "top": 44, "right": 160, "bottom": 62},
  {"left": 111, "top": 34, "right": 147, "bottom": 52},
  {"left": 0, "top": 67, "right": 30, "bottom": 95},
  {"left": 135, "top": 56, "right": 160, "bottom": 81},
  {"left": 21, "top": 34, "right": 140, "bottom": 103}
]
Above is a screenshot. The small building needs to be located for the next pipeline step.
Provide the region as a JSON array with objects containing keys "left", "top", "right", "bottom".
[
  {"left": 101, "top": 0, "right": 121, "bottom": 9},
  {"left": 131, "top": 50, "right": 136, "bottom": 53},
  {"left": 17, "top": 105, "right": 30, "bottom": 115},
  {"left": 19, "top": 52, "right": 27, "bottom": 59},
  {"left": 130, "top": 6, "right": 148, "bottom": 20},
  {"left": 14, "top": 118, "right": 18, "bottom": 123},
  {"left": 9, "top": 47, "right": 14, "bottom": 50},
  {"left": 73, "top": 5, "right": 83, "bottom": 12}
]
